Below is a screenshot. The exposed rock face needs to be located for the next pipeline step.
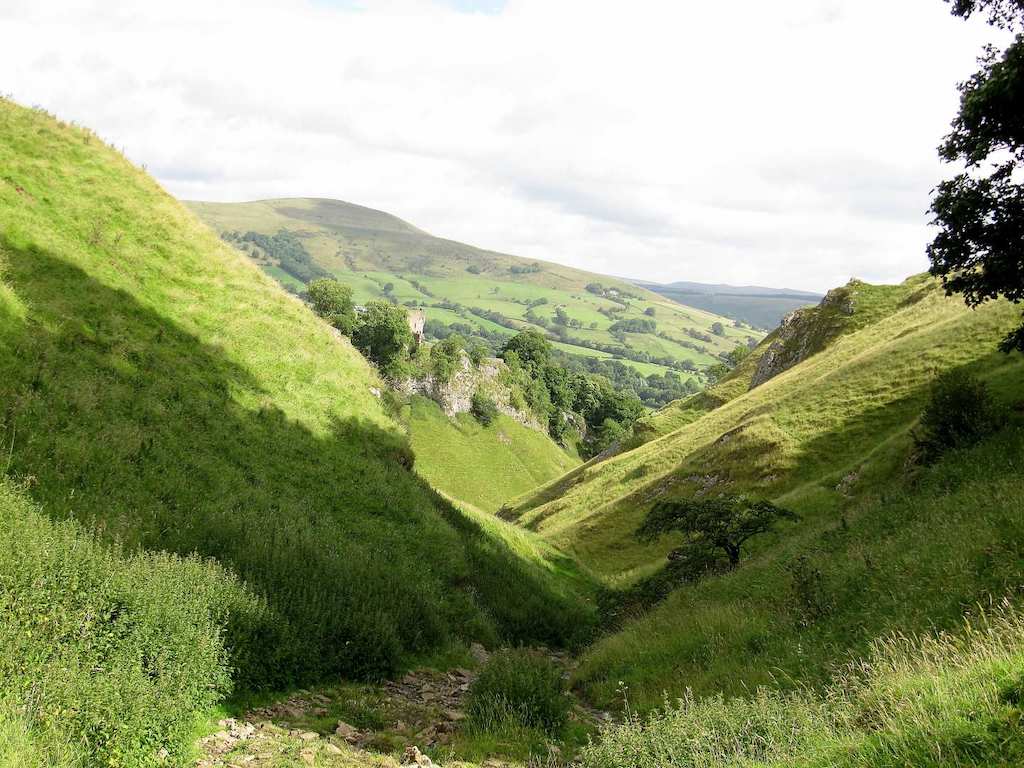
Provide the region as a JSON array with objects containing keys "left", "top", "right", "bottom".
[
  {"left": 396, "top": 352, "right": 543, "bottom": 430},
  {"left": 749, "top": 285, "right": 855, "bottom": 389}
]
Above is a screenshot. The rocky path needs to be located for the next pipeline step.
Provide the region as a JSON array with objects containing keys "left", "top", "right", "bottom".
[{"left": 196, "top": 645, "right": 577, "bottom": 768}]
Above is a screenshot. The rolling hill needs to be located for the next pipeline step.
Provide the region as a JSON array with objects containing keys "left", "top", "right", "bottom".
[
  {"left": 633, "top": 278, "right": 823, "bottom": 329},
  {"left": 501, "top": 274, "right": 1024, "bottom": 712},
  {"left": 0, "top": 96, "right": 594, "bottom": 709},
  {"left": 186, "top": 198, "right": 764, "bottom": 401}
]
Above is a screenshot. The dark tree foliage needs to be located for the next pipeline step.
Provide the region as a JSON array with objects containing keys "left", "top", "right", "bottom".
[
  {"left": 498, "top": 331, "right": 645, "bottom": 454},
  {"left": 637, "top": 495, "right": 798, "bottom": 569},
  {"left": 470, "top": 391, "right": 499, "bottom": 426},
  {"left": 609, "top": 318, "right": 657, "bottom": 334},
  {"left": 236, "top": 230, "right": 329, "bottom": 284},
  {"left": 915, "top": 369, "right": 1005, "bottom": 462},
  {"left": 430, "top": 334, "right": 466, "bottom": 383},
  {"left": 947, "top": 0, "right": 1024, "bottom": 27},
  {"left": 501, "top": 329, "right": 552, "bottom": 369},
  {"left": 307, "top": 278, "right": 356, "bottom": 335},
  {"left": 929, "top": 1, "right": 1024, "bottom": 352},
  {"left": 351, "top": 301, "right": 414, "bottom": 374}
]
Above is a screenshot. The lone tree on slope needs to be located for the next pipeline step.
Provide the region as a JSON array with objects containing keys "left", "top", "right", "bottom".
[
  {"left": 928, "top": 0, "right": 1024, "bottom": 352},
  {"left": 637, "top": 495, "right": 798, "bottom": 569}
]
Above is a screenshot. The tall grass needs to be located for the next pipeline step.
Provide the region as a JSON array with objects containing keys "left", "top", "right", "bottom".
[
  {"left": 0, "top": 480, "right": 265, "bottom": 767},
  {"left": 581, "top": 600, "right": 1024, "bottom": 767},
  {"left": 574, "top": 425, "right": 1024, "bottom": 709}
]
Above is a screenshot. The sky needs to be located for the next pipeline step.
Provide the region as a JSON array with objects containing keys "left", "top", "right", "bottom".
[{"left": 0, "top": 0, "right": 1003, "bottom": 291}]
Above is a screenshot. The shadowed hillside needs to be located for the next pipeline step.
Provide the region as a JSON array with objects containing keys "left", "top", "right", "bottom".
[
  {"left": 0, "top": 99, "right": 594, "bottom": 695},
  {"left": 495, "top": 271, "right": 1024, "bottom": 715}
]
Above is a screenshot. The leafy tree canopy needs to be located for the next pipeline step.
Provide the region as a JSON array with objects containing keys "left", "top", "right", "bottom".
[
  {"left": 637, "top": 495, "right": 798, "bottom": 568},
  {"left": 501, "top": 329, "right": 551, "bottom": 370},
  {"left": 352, "top": 300, "right": 414, "bottom": 374},
  {"left": 307, "top": 278, "right": 356, "bottom": 335},
  {"left": 929, "top": 0, "right": 1024, "bottom": 351}
]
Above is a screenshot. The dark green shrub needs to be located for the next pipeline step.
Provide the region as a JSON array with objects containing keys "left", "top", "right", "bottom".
[
  {"left": 0, "top": 480, "right": 263, "bottom": 767},
  {"left": 466, "top": 649, "right": 570, "bottom": 735},
  {"left": 431, "top": 334, "right": 466, "bottom": 383},
  {"left": 307, "top": 278, "right": 356, "bottom": 334},
  {"left": 352, "top": 300, "right": 414, "bottom": 373},
  {"left": 471, "top": 392, "right": 499, "bottom": 426},
  {"left": 915, "top": 369, "right": 1004, "bottom": 463}
]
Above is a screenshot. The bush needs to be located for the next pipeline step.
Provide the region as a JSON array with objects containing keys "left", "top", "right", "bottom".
[
  {"left": 915, "top": 369, "right": 1004, "bottom": 463},
  {"left": 466, "top": 649, "right": 570, "bottom": 736},
  {"left": 431, "top": 335, "right": 466, "bottom": 383},
  {"left": 471, "top": 392, "right": 500, "bottom": 426},
  {"left": 0, "top": 480, "right": 264, "bottom": 767},
  {"left": 307, "top": 278, "right": 356, "bottom": 334},
  {"left": 352, "top": 300, "right": 414, "bottom": 374}
]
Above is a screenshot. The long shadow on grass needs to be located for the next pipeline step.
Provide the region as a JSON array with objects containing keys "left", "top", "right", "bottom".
[
  {"left": 595, "top": 350, "right": 1024, "bottom": 626},
  {"left": 0, "top": 244, "right": 594, "bottom": 691}
]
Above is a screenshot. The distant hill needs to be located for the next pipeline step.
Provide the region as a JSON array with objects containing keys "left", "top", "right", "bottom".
[
  {"left": 186, "top": 198, "right": 765, "bottom": 405},
  {"left": 632, "top": 278, "right": 822, "bottom": 330}
]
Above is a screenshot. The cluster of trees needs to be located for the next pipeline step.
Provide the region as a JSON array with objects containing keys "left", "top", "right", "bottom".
[
  {"left": 585, "top": 282, "right": 641, "bottom": 302},
  {"left": 224, "top": 230, "right": 329, "bottom": 284},
  {"left": 554, "top": 306, "right": 583, "bottom": 328},
  {"left": 609, "top": 318, "right": 657, "bottom": 334},
  {"left": 550, "top": 354, "right": 700, "bottom": 408},
  {"left": 429, "top": 333, "right": 488, "bottom": 382},
  {"left": 500, "top": 331, "right": 646, "bottom": 456},
  {"left": 510, "top": 262, "right": 543, "bottom": 275},
  {"left": 307, "top": 279, "right": 414, "bottom": 374},
  {"left": 424, "top": 319, "right": 700, "bottom": 408}
]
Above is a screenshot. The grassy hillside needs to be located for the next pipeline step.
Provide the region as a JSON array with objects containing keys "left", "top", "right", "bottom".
[
  {"left": 506, "top": 275, "right": 1022, "bottom": 583},
  {"left": 186, "top": 198, "right": 763, "bottom": 391},
  {"left": 0, "top": 98, "right": 593, "bottom": 699},
  {"left": 404, "top": 395, "right": 579, "bottom": 513},
  {"left": 582, "top": 597, "right": 1024, "bottom": 767},
  {"left": 497, "top": 272, "right": 1024, "bottom": 715}
]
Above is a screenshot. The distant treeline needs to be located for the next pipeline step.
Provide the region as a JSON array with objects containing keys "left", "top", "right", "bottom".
[
  {"left": 423, "top": 317, "right": 700, "bottom": 409},
  {"left": 223, "top": 230, "right": 329, "bottom": 284}
]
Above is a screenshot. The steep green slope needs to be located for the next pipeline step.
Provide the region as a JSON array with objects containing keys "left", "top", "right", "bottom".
[
  {"left": 575, "top": 426, "right": 1024, "bottom": 710},
  {"left": 404, "top": 395, "right": 579, "bottom": 513},
  {"left": 0, "top": 99, "right": 592, "bottom": 691},
  {"left": 506, "top": 275, "right": 1022, "bottom": 583},
  {"left": 186, "top": 198, "right": 763, "bottom": 390},
  {"left": 498, "top": 272, "right": 1024, "bottom": 714}
]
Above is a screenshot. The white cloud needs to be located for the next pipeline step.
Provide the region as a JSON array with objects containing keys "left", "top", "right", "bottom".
[{"left": 0, "top": 0, "right": 1004, "bottom": 291}]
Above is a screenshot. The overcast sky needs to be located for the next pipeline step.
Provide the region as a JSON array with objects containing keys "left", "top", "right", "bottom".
[{"left": 0, "top": 0, "right": 1001, "bottom": 291}]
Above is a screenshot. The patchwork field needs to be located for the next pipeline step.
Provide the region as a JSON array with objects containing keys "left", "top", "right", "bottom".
[{"left": 187, "top": 198, "right": 763, "bottom": 387}]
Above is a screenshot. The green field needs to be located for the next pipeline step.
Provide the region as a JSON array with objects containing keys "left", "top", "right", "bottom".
[
  {"left": 186, "top": 198, "right": 763, "bottom": 385},
  {"left": 405, "top": 395, "right": 580, "bottom": 513}
]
